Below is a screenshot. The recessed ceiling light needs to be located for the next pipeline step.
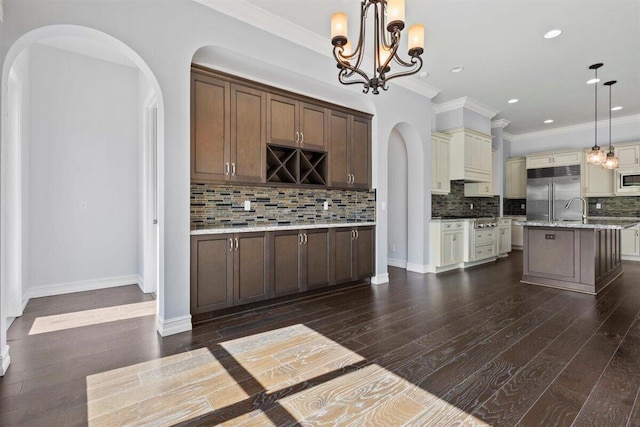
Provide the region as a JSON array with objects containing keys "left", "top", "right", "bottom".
[
  {"left": 544, "top": 119, "right": 554, "bottom": 124},
  {"left": 544, "top": 29, "right": 563, "bottom": 39},
  {"left": 450, "top": 66, "right": 464, "bottom": 73},
  {"left": 587, "top": 78, "right": 600, "bottom": 84},
  {"left": 419, "top": 71, "right": 429, "bottom": 78},
  {"left": 611, "top": 106, "right": 623, "bottom": 111},
  {"left": 508, "top": 98, "right": 519, "bottom": 104}
]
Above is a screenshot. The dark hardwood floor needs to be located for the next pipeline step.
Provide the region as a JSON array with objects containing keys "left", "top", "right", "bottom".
[{"left": 1, "top": 252, "right": 640, "bottom": 426}]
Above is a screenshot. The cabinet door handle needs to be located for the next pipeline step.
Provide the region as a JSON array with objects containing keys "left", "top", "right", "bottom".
[
  {"left": 225, "top": 162, "right": 230, "bottom": 176},
  {"left": 231, "top": 163, "right": 236, "bottom": 176},
  {"left": 234, "top": 238, "right": 239, "bottom": 251},
  {"left": 355, "top": 230, "right": 359, "bottom": 239},
  {"left": 351, "top": 230, "right": 355, "bottom": 239},
  {"left": 301, "top": 132, "right": 304, "bottom": 143},
  {"left": 229, "top": 238, "right": 233, "bottom": 252},
  {"left": 304, "top": 233, "right": 308, "bottom": 244},
  {"left": 299, "top": 233, "right": 303, "bottom": 245},
  {"left": 295, "top": 131, "right": 300, "bottom": 143}
]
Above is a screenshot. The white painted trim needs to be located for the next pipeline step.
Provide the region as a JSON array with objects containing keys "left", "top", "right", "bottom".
[
  {"left": 136, "top": 274, "right": 145, "bottom": 293},
  {"left": 509, "top": 114, "right": 640, "bottom": 142},
  {"left": 387, "top": 258, "right": 407, "bottom": 269},
  {"left": 0, "top": 346, "right": 9, "bottom": 376},
  {"left": 26, "top": 275, "right": 140, "bottom": 299},
  {"left": 492, "top": 118, "right": 511, "bottom": 129},
  {"left": 21, "top": 291, "right": 29, "bottom": 312},
  {"left": 142, "top": 96, "right": 159, "bottom": 295},
  {"left": 6, "top": 317, "right": 14, "bottom": 330},
  {"left": 193, "top": 0, "right": 441, "bottom": 100},
  {"left": 622, "top": 255, "right": 640, "bottom": 262},
  {"left": 432, "top": 97, "right": 500, "bottom": 119},
  {"left": 0, "top": 0, "right": 3, "bottom": 23},
  {"left": 156, "top": 315, "right": 192, "bottom": 337},
  {"left": 371, "top": 273, "right": 389, "bottom": 284},
  {"left": 503, "top": 131, "right": 515, "bottom": 141},
  {"left": 406, "top": 263, "right": 431, "bottom": 274}
]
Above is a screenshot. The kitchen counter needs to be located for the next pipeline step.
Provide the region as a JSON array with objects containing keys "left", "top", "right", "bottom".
[
  {"left": 515, "top": 219, "right": 639, "bottom": 230},
  {"left": 518, "top": 220, "right": 637, "bottom": 294},
  {"left": 191, "top": 222, "right": 376, "bottom": 235}
]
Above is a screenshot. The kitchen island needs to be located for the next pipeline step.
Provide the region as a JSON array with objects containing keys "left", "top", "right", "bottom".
[{"left": 515, "top": 219, "right": 639, "bottom": 294}]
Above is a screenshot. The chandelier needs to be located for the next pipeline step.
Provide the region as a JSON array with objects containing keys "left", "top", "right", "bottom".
[{"left": 330, "top": 0, "right": 424, "bottom": 94}]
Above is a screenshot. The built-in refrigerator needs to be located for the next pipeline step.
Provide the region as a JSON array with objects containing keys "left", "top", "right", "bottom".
[{"left": 526, "top": 165, "right": 582, "bottom": 221}]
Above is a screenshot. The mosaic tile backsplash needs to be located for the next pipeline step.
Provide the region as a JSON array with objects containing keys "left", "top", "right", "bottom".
[
  {"left": 191, "top": 184, "right": 376, "bottom": 229},
  {"left": 588, "top": 196, "right": 640, "bottom": 217},
  {"left": 432, "top": 181, "right": 500, "bottom": 218}
]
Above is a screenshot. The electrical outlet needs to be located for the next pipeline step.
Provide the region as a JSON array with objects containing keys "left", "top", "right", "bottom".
[
  {"left": 381, "top": 201, "right": 386, "bottom": 211},
  {"left": 596, "top": 203, "right": 602, "bottom": 209},
  {"left": 521, "top": 203, "right": 525, "bottom": 210},
  {"left": 390, "top": 244, "right": 396, "bottom": 253},
  {"left": 470, "top": 203, "right": 474, "bottom": 210},
  {"left": 244, "top": 200, "right": 251, "bottom": 211},
  {"left": 323, "top": 200, "right": 329, "bottom": 210}
]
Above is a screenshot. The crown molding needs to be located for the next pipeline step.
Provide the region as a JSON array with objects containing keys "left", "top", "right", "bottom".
[
  {"left": 503, "top": 131, "right": 516, "bottom": 141},
  {"left": 491, "top": 118, "right": 511, "bottom": 129},
  {"left": 510, "top": 114, "right": 640, "bottom": 142},
  {"left": 432, "top": 97, "right": 500, "bottom": 119},
  {"left": 194, "top": 0, "right": 441, "bottom": 100}
]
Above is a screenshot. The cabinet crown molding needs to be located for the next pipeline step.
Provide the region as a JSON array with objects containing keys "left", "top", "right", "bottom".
[{"left": 491, "top": 118, "right": 511, "bottom": 129}]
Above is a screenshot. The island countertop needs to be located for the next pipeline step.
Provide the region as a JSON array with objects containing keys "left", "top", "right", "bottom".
[{"left": 514, "top": 219, "right": 639, "bottom": 230}]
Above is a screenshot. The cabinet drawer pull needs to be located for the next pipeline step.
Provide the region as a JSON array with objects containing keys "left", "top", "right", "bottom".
[
  {"left": 234, "top": 238, "right": 239, "bottom": 250},
  {"left": 229, "top": 238, "right": 233, "bottom": 252}
]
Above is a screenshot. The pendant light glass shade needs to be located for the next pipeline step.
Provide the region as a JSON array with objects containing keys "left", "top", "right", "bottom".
[
  {"left": 586, "top": 63, "right": 606, "bottom": 165},
  {"left": 602, "top": 80, "right": 619, "bottom": 170}
]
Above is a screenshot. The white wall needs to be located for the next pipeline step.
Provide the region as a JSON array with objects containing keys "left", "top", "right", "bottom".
[
  {"left": 387, "top": 129, "right": 408, "bottom": 267},
  {"left": 26, "top": 43, "right": 140, "bottom": 294},
  {"left": 510, "top": 117, "right": 640, "bottom": 157}
]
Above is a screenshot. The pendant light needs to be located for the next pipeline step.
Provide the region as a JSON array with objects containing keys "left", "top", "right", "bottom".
[
  {"left": 586, "top": 63, "right": 606, "bottom": 165},
  {"left": 602, "top": 80, "right": 619, "bottom": 169}
]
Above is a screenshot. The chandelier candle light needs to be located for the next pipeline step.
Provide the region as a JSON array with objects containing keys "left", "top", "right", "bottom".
[
  {"left": 602, "top": 80, "right": 619, "bottom": 169},
  {"left": 331, "top": 0, "right": 425, "bottom": 94},
  {"left": 586, "top": 63, "right": 606, "bottom": 165}
]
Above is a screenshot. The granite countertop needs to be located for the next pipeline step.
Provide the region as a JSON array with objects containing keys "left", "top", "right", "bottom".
[
  {"left": 514, "top": 219, "right": 640, "bottom": 230},
  {"left": 191, "top": 221, "right": 376, "bottom": 235}
]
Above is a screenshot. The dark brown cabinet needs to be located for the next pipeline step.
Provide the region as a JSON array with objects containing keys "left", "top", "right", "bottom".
[
  {"left": 329, "top": 111, "right": 371, "bottom": 189},
  {"left": 270, "top": 228, "right": 330, "bottom": 297},
  {"left": 267, "top": 94, "right": 328, "bottom": 151},
  {"left": 190, "top": 232, "right": 268, "bottom": 314},
  {"left": 191, "top": 72, "right": 266, "bottom": 183},
  {"left": 331, "top": 226, "right": 375, "bottom": 285}
]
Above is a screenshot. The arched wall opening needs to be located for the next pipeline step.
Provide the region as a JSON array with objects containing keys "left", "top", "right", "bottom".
[
  {"left": 387, "top": 129, "right": 409, "bottom": 268},
  {"left": 0, "top": 25, "right": 166, "bottom": 373}
]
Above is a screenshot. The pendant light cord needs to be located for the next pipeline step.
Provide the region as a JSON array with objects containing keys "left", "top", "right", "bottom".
[{"left": 594, "top": 67, "right": 598, "bottom": 148}]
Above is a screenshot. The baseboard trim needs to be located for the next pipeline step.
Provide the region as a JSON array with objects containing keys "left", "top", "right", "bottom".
[
  {"left": 156, "top": 315, "right": 192, "bottom": 337},
  {"left": 136, "top": 275, "right": 145, "bottom": 293},
  {"left": 406, "top": 263, "right": 431, "bottom": 274},
  {"left": 387, "top": 258, "right": 407, "bottom": 269},
  {"left": 0, "top": 346, "right": 10, "bottom": 376},
  {"left": 371, "top": 273, "right": 389, "bottom": 285},
  {"left": 26, "top": 275, "right": 140, "bottom": 300}
]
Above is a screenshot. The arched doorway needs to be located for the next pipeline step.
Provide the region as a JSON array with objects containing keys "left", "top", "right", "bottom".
[{"left": 0, "top": 25, "right": 166, "bottom": 374}]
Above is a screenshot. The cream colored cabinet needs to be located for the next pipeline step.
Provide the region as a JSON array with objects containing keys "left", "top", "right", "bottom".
[
  {"left": 505, "top": 157, "right": 526, "bottom": 199},
  {"left": 497, "top": 218, "right": 512, "bottom": 255},
  {"left": 582, "top": 149, "right": 615, "bottom": 197},
  {"left": 430, "top": 221, "right": 466, "bottom": 268},
  {"left": 431, "top": 132, "right": 451, "bottom": 194},
  {"left": 622, "top": 225, "right": 640, "bottom": 259},
  {"left": 464, "top": 149, "right": 496, "bottom": 197},
  {"left": 615, "top": 143, "right": 640, "bottom": 168},
  {"left": 509, "top": 215, "right": 526, "bottom": 249},
  {"left": 447, "top": 128, "right": 492, "bottom": 182},
  {"left": 526, "top": 150, "right": 582, "bottom": 169}
]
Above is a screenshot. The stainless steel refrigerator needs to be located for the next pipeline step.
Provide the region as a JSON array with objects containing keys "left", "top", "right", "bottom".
[{"left": 526, "top": 165, "right": 582, "bottom": 221}]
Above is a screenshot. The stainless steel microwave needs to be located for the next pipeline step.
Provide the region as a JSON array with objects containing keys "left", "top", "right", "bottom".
[{"left": 616, "top": 169, "right": 640, "bottom": 194}]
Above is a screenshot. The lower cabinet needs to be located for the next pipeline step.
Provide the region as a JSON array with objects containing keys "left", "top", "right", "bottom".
[
  {"left": 497, "top": 218, "right": 512, "bottom": 255},
  {"left": 270, "top": 228, "right": 330, "bottom": 297},
  {"left": 430, "top": 221, "right": 466, "bottom": 268},
  {"left": 190, "top": 232, "right": 268, "bottom": 315},
  {"left": 332, "top": 226, "right": 375, "bottom": 285},
  {"left": 191, "top": 226, "right": 374, "bottom": 315},
  {"left": 621, "top": 225, "right": 640, "bottom": 259}
]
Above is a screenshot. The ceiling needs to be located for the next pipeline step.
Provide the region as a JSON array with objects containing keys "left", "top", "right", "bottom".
[{"left": 235, "top": 0, "right": 640, "bottom": 135}]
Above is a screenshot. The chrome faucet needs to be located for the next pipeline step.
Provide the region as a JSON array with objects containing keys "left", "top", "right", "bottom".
[{"left": 565, "top": 197, "right": 588, "bottom": 223}]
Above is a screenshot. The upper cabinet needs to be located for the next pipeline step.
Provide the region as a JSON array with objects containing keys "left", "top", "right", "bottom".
[
  {"left": 191, "top": 72, "right": 266, "bottom": 183},
  {"left": 191, "top": 65, "right": 372, "bottom": 189},
  {"left": 431, "top": 132, "right": 451, "bottom": 194},
  {"left": 614, "top": 142, "right": 640, "bottom": 168},
  {"left": 329, "top": 111, "right": 371, "bottom": 189},
  {"left": 464, "top": 149, "right": 496, "bottom": 197},
  {"left": 446, "top": 128, "right": 492, "bottom": 182},
  {"left": 267, "top": 94, "right": 329, "bottom": 151},
  {"left": 581, "top": 149, "right": 615, "bottom": 197},
  {"left": 505, "top": 157, "right": 526, "bottom": 199},
  {"left": 526, "top": 150, "right": 581, "bottom": 169}
]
